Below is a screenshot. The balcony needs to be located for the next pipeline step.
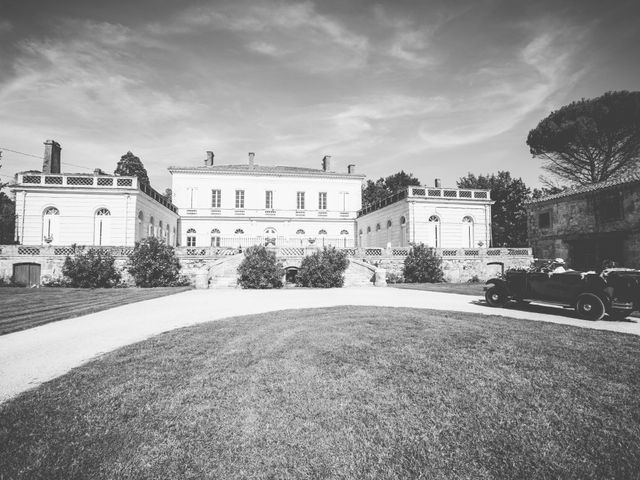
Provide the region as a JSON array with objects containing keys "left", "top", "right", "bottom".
[
  {"left": 357, "top": 186, "right": 491, "bottom": 217},
  {"left": 15, "top": 172, "right": 177, "bottom": 213},
  {"left": 176, "top": 207, "right": 355, "bottom": 219}
]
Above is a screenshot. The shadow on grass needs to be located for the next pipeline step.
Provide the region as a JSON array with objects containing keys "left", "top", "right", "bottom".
[{"left": 470, "top": 298, "right": 639, "bottom": 323}]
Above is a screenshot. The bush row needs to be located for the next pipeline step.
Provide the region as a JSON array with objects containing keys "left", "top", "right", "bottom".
[
  {"left": 47, "top": 240, "right": 444, "bottom": 289},
  {"left": 59, "top": 237, "right": 189, "bottom": 288}
]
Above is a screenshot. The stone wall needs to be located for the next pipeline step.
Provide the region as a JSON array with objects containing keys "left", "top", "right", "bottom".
[{"left": 0, "top": 244, "right": 533, "bottom": 287}]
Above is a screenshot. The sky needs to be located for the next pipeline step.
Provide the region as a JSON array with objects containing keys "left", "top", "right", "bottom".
[{"left": 1, "top": 0, "right": 639, "bottom": 192}]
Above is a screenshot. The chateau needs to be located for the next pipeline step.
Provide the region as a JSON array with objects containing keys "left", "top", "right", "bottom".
[{"left": 10, "top": 140, "right": 494, "bottom": 250}]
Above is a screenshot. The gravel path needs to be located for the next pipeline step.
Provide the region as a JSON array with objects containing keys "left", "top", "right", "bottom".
[{"left": 1, "top": 287, "right": 639, "bottom": 403}]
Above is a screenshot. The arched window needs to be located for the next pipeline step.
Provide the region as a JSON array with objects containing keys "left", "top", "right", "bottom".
[
  {"left": 340, "top": 229, "right": 350, "bottom": 247},
  {"left": 376, "top": 223, "right": 381, "bottom": 231},
  {"left": 428, "top": 215, "right": 440, "bottom": 248},
  {"left": 137, "top": 211, "right": 144, "bottom": 240},
  {"left": 149, "top": 216, "right": 155, "bottom": 237},
  {"left": 367, "top": 226, "right": 371, "bottom": 233},
  {"left": 234, "top": 228, "right": 244, "bottom": 235},
  {"left": 42, "top": 207, "right": 60, "bottom": 244},
  {"left": 318, "top": 229, "right": 327, "bottom": 235},
  {"left": 186, "top": 228, "right": 196, "bottom": 247},
  {"left": 462, "top": 216, "right": 474, "bottom": 248},
  {"left": 211, "top": 228, "right": 221, "bottom": 247},
  {"left": 358, "top": 229, "right": 363, "bottom": 235},
  {"left": 386, "top": 220, "right": 392, "bottom": 229},
  {"left": 94, "top": 208, "right": 111, "bottom": 246},
  {"left": 400, "top": 216, "right": 407, "bottom": 246},
  {"left": 263, "top": 227, "right": 277, "bottom": 246},
  {"left": 296, "top": 229, "right": 305, "bottom": 235}
]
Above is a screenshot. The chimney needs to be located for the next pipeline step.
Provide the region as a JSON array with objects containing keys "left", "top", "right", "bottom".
[
  {"left": 435, "top": 178, "right": 442, "bottom": 188},
  {"left": 348, "top": 164, "right": 356, "bottom": 174},
  {"left": 205, "top": 151, "right": 214, "bottom": 166},
  {"left": 322, "top": 155, "right": 332, "bottom": 172},
  {"left": 43, "top": 140, "right": 61, "bottom": 174},
  {"left": 248, "top": 152, "right": 255, "bottom": 166}
]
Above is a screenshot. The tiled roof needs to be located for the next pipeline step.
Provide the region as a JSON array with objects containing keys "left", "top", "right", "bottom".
[
  {"left": 526, "top": 172, "right": 640, "bottom": 205},
  {"left": 168, "top": 164, "right": 364, "bottom": 178}
]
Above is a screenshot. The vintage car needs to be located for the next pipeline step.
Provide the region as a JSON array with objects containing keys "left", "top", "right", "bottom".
[{"left": 484, "top": 262, "right": 640, "bottom": 320}]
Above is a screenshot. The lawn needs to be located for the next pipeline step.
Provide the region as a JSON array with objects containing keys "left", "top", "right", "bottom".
[
  {"left": 391, "top": 281, "right": 485, "bottom": 296},
  {"left": 0, "top": 287, "right": 192, "bottom": 335},
  {"left": 1, "top": 306, "right": 638, "bottom": 479}
]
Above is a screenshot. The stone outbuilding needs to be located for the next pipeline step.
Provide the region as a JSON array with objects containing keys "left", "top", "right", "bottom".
[{"left": 525, "top": 173, "right": 640, "bottom": 270}]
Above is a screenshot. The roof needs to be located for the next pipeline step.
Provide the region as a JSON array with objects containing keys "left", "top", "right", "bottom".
[
  {"left": 526, "top": 172, "right": 640, "bottom": 206},
  {"left": 168, "top": 164, "right": 365, "bottom": 178}
]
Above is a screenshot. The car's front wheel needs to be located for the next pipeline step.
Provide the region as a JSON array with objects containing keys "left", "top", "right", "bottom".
[
  {"left": 485, "top": 286, "right": 509, "bottom": 307},
  {"left": 575, "top": 293, "right": 606, "bottom": 321},
  {"left": 609, "top": 309, "right": 633, "bottom": 321}
]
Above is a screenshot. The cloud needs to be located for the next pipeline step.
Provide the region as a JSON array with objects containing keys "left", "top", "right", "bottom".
[
  {"left": 418, "top": 26, "right": 588, "bottom": 148},
  {"left": 168, "top": 1, "right": 369, "bottom": 72},
  {"left": 0, "top": 19, "right": 12, "bottom": 33}
]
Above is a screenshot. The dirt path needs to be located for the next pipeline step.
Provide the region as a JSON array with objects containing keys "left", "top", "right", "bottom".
[{"left": 1, "top": 287, "right": 638, "bottom": 403}]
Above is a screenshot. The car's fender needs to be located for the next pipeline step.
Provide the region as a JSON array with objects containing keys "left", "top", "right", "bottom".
[{"left": 485, "top": 278, "right": 509, "bottom": 294}]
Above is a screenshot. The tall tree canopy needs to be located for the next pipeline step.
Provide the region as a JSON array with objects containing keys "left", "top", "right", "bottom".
[
  {"left": 527, "top": 91, "right": 640, "bottom": 186},
  {"left": 114, "top": 151, "right": 150, "bottom": 186},
  {"left": 457, "top": 171, "right": 530, "bottom": 247},
  {"left": 0, "top": 153, "right": 15, "bottom": 243},
  {"left": 362, "top": 170, "right": 421, "bottom": 208}
]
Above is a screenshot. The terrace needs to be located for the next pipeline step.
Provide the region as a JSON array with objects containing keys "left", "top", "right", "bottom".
[
  {"left": 358, "top": 186, "right": 491, "bottom": 217},
  {"left": 14, "top": 172, "right": 177, "bottom": 213}
]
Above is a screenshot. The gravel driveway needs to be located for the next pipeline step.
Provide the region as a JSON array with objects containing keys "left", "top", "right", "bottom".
[{"left": 1, "top": 287, "right": 639, "bottom": 403}]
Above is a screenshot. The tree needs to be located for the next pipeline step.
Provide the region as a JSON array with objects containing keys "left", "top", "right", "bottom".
[
  {"left": 362, "top": 170, "right": 421, "bottom": 208},
  {"left": 527, "top": 91, "right": 640, "bottom": 185},
  {"left": 114, "top": 151, "right": 150, "bottom": 186},
  {"left": 0, "top": 152, "right": 15, "bottom": 243},
  {"left": 296, "top": 246, "right": 349, "bottom": 288},
  {"left": 62, "top": 249, "right": 121, "bottom": 288},
  {"left": 403, "top": 244, "right": 444, "bottom": 283},
  {"left": 457, "top": 171, "right": 530, "bottom": 247},
  {"left": 237, "top": 245, "right": 284, "bottom": 289},
  {"left": 128, "top": 237, "right": 184, "bottom": 287}
]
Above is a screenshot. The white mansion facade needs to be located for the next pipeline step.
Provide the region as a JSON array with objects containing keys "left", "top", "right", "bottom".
[
  {"left": 170, "top": 153, "right": 363, "bottom": 248},
  {"left": 10, "top": 142, "right": 493, "bottom": 250}
]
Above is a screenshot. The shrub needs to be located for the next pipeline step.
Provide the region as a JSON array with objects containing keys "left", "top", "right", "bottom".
[
  {"left": 403, "top": 244, "right": 444, "bottom": 283},
  {"left": 62, "top": 249, "right": 121, "bottom": 288},
  {"left": 297, "top": 246, "right": 349, "bottom": 288},
  {"left": 128, "top": 237, "right": 184, "bottom": 287},
  {"left": 237, "top": 245, "right": 284, "bottom": 289},
  {"left": 386, "top": 272, "right": 405, "bottom": 284}
]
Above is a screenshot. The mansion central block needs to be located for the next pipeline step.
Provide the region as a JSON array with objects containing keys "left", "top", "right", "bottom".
[{"left": 11, "top": 142, "right": 494, "bottom": 250}]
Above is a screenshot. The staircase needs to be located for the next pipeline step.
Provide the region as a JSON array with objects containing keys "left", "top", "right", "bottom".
[
  {"left": 208, "top": 254, "right": 244, "bottom": 288},
  {"left": 343, "top": 259, "right": 376, "bottom": 287}
]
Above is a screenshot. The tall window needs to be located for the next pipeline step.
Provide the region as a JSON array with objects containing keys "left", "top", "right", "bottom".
[
  {"left": 211, "top": 228, "right": 221, "bottom": 247},
  {"left": 428, "top": 215, "right": 440, "bottom": 248},
  {"left": 137, "top": 211, "right": 144, "bottom": 240},
  {"left": 318, "top": 192, "right": 327, "bottom": 210},
  {"left": 211, "top": 189, "right": 221, "bottom": 208},
  {"left": 265, "top": 190, "right": 273, "bottom": 209},
  {"left": 462, "top": 216, "right": 474, "bottom": 248},
  {"left": 297, "top": 192, "right": 305, "bottom": 210},
  {"left": 186, "top": 228, "right": 196, "bottom": 247},
  {"left": 42, "top": 207, "right": 60, "bottom": 244},
  {"left": 149, "top": 216, "right": 155, "bottom": 237},
  {"left": 94, "top": 208, "right": 111, "bottom": 246},
  {"left": 235, "top": 190, "right": 245, "bottom": 209}
]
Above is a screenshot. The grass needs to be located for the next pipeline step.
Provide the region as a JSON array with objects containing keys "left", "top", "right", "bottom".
[
  {"left": 0, "top": 286, "right": 192, "bottom": 335},
  {"left": 1, "top": 306, "right": 639, "bottom": 479},
  {"left": 391, "top": 281, "right": 485, "bottom": 296}
]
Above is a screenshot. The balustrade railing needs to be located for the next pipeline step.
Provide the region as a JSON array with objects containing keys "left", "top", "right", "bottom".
[
  {"left": 1, "top": 244, "right": 532, "bottom": 259},
  {"left": 15, "top": 173, "right": 176, "bottom": 213},
  {"left": 358, "top": 186, "right": 491, "bottom": 216}
]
